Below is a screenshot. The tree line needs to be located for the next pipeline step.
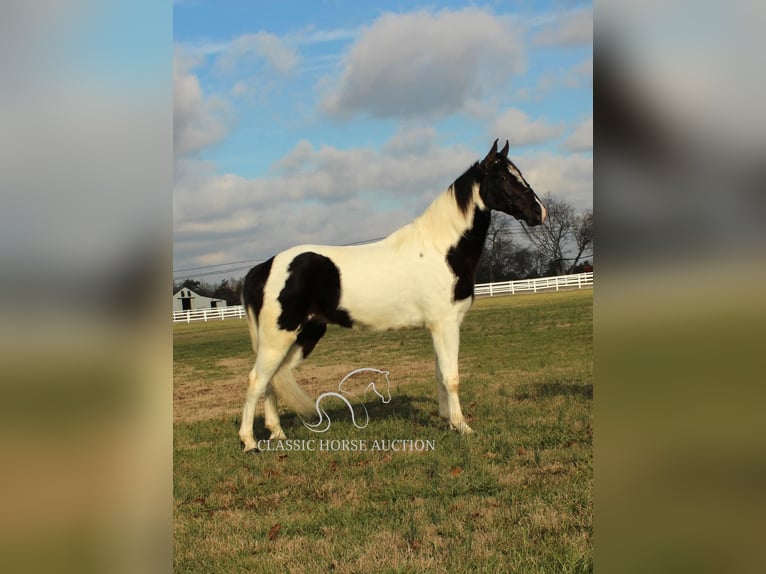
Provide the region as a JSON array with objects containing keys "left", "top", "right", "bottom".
[
  {"left": 174, "top": 193, "right": 592, "bottom": 300},
  {"left": 476, "top": 192, "right": 592, "bottom": 283}
]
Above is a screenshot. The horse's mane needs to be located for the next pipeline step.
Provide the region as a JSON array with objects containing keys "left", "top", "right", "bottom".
[
  {"left": 384, "top": 162, "right": 483, "bottom": 252},
  {"left": 451, "top": 162, "right": 483, "bottom": 215}
]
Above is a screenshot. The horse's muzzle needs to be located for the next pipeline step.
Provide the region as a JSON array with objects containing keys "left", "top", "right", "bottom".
[{"left": 526, "top": 199, "right": 547, "bottom": 226}]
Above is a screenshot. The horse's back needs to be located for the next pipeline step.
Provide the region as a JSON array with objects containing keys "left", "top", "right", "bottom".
[{"left": 264, "top": 241, "right": 466, "bottom": 330}]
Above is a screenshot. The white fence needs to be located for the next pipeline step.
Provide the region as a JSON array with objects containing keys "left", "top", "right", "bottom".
[
  {"left": 172, "top": 271, "right": 593, "bottom": 323},
  {"left": 173, "top": 305, "right": 246, "bottom": 323},
  {"left": 474, "top": 271, "right": 593, "bottom": 297}
]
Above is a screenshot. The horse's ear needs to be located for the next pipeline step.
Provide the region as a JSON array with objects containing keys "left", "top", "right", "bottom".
[
  {"left": 483, "top": 139, "right": 499, "bottom": 165},
  {"left": 500, "top": 140, "right": 509, "bottom": 158}
]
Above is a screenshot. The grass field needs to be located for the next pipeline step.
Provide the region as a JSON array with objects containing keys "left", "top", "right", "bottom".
[{"left": 174, "top": 289, "right": 593, "bottom": 573}]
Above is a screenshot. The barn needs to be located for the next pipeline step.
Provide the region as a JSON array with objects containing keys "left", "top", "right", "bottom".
[{"left": 173, "top": 288, "right": 228, "bottom": 312}]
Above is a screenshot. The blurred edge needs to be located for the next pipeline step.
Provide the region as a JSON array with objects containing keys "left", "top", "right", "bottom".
[
  {"left": 596, "top": 2, "right": 766, "bottom": 573},
  {"left": 0, "top": 2, "right": 172, "bottom": 573},
  {"left": 3, "top": 1, "right": 766, "bottom": 572}
]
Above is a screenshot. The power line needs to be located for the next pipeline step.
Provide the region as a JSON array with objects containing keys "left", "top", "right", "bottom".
[
  {"left": 174, "top": 264, "right": 262, "bottom": 281},
  {"left": 555, "top": 253, "right": 594, "bottom": 261},
  {"left": 174, "top": 259, "right": 266, "bottom": 273},
  {"left": 172, "top": 213, "right": 581, "bottom": 282},
  {"left": 173, "top": 227, "right": 566, "bottom": 281},
  {"left": 173, "top": 235, "right": 388, "bottom": 280}
]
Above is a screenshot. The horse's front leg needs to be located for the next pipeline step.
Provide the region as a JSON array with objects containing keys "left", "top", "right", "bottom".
[{"left": 430, "top": 321, "right": 473, "bottom": 434}]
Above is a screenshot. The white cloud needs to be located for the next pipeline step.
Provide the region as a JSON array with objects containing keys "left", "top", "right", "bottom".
[
  {"left": 534, "top": 7, "right": 593, "bottom": 47},
  {"left": 174, "top": 40, "right": 230, "bottom": 58},
  {"left": 172, "top": 7, "right": 593, "bottom": 276},
  {"left": 381, "top": 126, "right": 437, "bottom": 157},
  {"left": 173, "top": 168, "right": 417, "bottom": 271},
  {"left": 174, "top": 139, "right": 593, "bottom": 273},
  {"left": 320, "top": 8, "right": 525, "bottom": 120},
  {"left": 230, "top": 79, "right": 250, "bottom": 98},
  {"left": 515, "top": 151, "right": 593, "bottom": 211},
  {"left": 173, "top": 135, "right": 481, "bottom": 270},
  {"left": 572, "top": 57, "right": 593, "bottom": 83},
  {"left": 173, "top": 50, "right": 233, "bottom": 157},
  {"left": 214, "top": 32, "right": 299, "bottom": 75},
  {"left": 562, "top": 117, "right": 593, "bottom": 152},
  {"left": 229, "top": 76, "right": 272, "bottom": 101},
  {"left": 297, "top": 26, "right": 360, "bottom": 45},
  {"left": 515, "top": 56, "right": 593, "bottom": 102},
  {"left": 492, "top": 108, "right": 565, "bottom": 147}
]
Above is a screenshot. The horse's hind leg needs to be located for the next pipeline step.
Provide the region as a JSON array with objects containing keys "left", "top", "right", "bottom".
[
  {"left": 239, "top": 337, "right": 293, "bottom": 452},
  {"left": 263, "top": 382, "right": 285, "bottom": 440},
  {"left": 262, "top": 341, "right": 314, "bottom": 441},
  {"left": 263, "top": 338, "right": 324, "bottom": 446},
  {"left": 434, "top": 357, "right": 449, "bottom": 420}
]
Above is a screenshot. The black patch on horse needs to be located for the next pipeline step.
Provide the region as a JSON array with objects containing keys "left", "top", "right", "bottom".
[
  {"left": 451, "top": 162, "right": 483, "bottom": 215},
  {"left": 296, "top": 320, "right": 327, "bottom": 358},
  {"left": 241, "top": 256, "right": 274, "bottom": 319},
  {"left": 277, "top": 252, "right": 354, "bottom": 332},
  {"left": 446, "top": 207, "right": 491, "bottom": 301}
]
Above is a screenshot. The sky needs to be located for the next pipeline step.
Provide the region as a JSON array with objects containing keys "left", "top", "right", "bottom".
[{"left": 173, "top": 0, "right": 592, "bottom": 282}]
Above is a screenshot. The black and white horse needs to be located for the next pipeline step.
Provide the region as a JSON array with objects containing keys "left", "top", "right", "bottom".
[{"left": 238, "top": 140, "right": 547, "bottom": 451}]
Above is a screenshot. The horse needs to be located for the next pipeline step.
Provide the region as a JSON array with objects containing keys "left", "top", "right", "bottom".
[{"left": 238, "top": 139, "right": 547, "bottom": 452}]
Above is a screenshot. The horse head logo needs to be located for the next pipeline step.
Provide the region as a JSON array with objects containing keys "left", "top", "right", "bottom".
[{"left": 302, "top": 368, "right": 392, "bottom": 433}]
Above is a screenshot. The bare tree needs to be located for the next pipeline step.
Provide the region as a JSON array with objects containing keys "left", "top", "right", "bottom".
[
  {"left": 477, "top": 212, "right": 516, "bottom": 283},
  {"left": 179, "top": 278, "right": 201, "bottom": 292},
  {"left": 215, "top": 276, "right": 245, "bottom": 305},
  {"left": 523, "top": 193, "right": 576, "bottom": 275},
  {"left": 522, "top": 193, "right": 593, "bottom": 275},
  {"left": 569, "top": 209, "right": 593, "bottom": 272},
  {"left": 523, "top": 247, "right": 551, "bottom": 278}
]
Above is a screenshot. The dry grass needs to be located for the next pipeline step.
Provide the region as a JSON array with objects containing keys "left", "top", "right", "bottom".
[
  {"left": 174, "top": 290, "right": 593, "bottom": 573},
  {"left": 174, "top": 353, "right": 434, "bottom": 423}
]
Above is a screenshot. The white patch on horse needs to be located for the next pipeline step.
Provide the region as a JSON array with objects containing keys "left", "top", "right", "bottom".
[
  {"left": 507, "top": 162, "right": 529, "bottom": 189},
  {"left": 471, "top": 182, "right": 487, "bottom": 211},
  {"left": 537, "top": 197, "right": 548, "bottom": 222}
]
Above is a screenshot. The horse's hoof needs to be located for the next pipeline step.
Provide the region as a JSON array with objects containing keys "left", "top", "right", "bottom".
[
  {"left": 269, "top": 429, "right": 287, "bottom": 440},
  {"left": 241, "top": 439, "right": 258, "bottom": 452},
  {"left": 451, "top": 421, "right": 474, "bottom": 434},
  {"left": 244, "top": 446, "right": 261, "bottom": 454}
]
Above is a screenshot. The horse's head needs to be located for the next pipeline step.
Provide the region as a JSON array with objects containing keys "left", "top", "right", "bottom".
[{"left": 479, "top": 139, "right": 547, "bottom": 226}]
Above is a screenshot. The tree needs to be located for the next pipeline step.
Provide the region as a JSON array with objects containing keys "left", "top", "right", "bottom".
[
  {"left": 510, "top": 247, "right": 547, "bottom": 279},
  {"left": 522, "top": 193, "right": 593, "bottom": 275},
  {"left": 477, "top": 212, "right": 515, "bottom": 283},
  {"left": 523, "top": 193, "right": 575, "bottom": 275},
  {"left": 477, "top": 212, "right": 551, "bottom": 282},
  {"left": 180, "top": 279, "right": 201, "bottom": 292},
  {"left": 214, "top": 277, "right": 244, "bottom": 306},
  {"left": 569, "top": 209, "right": 593, "bottom": 272}
]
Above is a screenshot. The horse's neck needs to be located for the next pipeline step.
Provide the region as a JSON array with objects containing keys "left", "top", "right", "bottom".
[{"left": 389, "top": 167, "right": 487, "bottom": 252}]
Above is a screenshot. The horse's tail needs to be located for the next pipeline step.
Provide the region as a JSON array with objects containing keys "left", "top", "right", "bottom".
[
  {"left": 245, "top": 305, "right": 259, "bottom": 355},
  {"left": 242, "top": 282, "right": 315, "bottom": 417},
  {"left": 271, "top": 366, "right": 316, "bottom": 417},
  {"left": 242, "top": 261, "right": 267, "bottom": 356}
]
